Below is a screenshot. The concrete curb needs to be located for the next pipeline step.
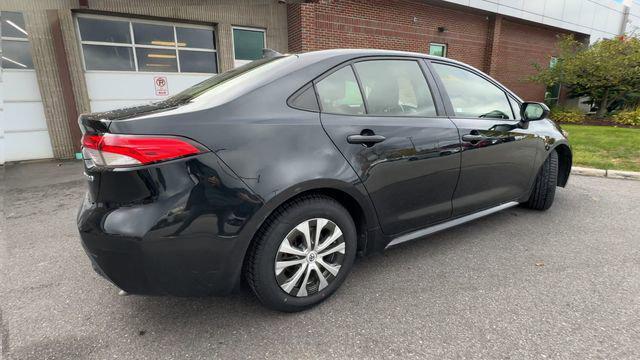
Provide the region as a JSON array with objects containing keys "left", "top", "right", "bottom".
[{"left": 571, "top": 166, "right": 640, "bottom": 181}]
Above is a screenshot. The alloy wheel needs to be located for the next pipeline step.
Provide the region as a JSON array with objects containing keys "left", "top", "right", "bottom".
[{"left": 274, "top": 218, "right": 346, "bottom": 297}]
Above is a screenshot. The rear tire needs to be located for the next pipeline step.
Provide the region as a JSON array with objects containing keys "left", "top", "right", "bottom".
[
  {"left": 524, "top": 150, "right": 558, "bottom": 210},
  {"left": 245, "top": 195, "right": 357, "bottom": 312}
]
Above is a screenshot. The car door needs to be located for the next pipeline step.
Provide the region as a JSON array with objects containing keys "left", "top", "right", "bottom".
[
  {"left": 316, "top": 58, "right": 461, "bottom": 236},
  {"left": 429, "top": 60, "right": 538, "bottom": 217}
]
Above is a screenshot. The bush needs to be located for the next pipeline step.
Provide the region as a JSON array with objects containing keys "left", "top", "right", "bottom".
[
  {"left": 612, "top": 108, "right": 640, "bottom": 126},
  {"left": 549, "top": 106, "right": 585, "bottom": 124}
]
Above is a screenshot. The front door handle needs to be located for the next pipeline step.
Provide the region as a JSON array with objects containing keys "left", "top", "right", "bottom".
[
  {"left": 347, "top": 134, "right": 386, "bottom": 145},
  {"left": 462, "top": 134, "right": 487, "bottom": 142}
]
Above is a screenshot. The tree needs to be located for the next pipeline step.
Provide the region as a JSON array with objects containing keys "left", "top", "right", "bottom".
[{"left": 531, "top": 35, "right": 640, "bottom": 118}]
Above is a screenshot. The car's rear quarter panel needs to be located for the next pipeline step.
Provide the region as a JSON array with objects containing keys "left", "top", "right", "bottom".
[{"left": 106, "top": 57, "right": 380, "bottom": 242}]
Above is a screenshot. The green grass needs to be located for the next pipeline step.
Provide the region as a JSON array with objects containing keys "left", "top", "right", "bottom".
[{"left": 562, "top": 125, "right": 640, "bottom": 172}]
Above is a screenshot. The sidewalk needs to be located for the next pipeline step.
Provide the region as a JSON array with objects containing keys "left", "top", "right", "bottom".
[{"left": 571, "top": 166, "right": 640, "bottom": 181}]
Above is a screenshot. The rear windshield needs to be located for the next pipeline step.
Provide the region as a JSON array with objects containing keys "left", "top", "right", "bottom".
[{"left": 164, "top": 56, "right": 290, "bottom": 106}]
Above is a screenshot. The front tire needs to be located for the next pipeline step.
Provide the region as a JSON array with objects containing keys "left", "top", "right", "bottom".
[
  {"left": 524, "top": 150, "right": 558, "bottom": 210},
  {"left": 245, "top": 195, "right": 357, "bottom": 312}
]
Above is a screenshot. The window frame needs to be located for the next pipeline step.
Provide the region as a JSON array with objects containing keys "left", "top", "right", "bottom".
[
  {"left": 74, "top": 13, "right": 218, "bottom": 74},
  {"left": 1, "top": 11, "right": 35, "bottom": 71},
  {"left": 309, "top": 56, "right": 447, "bottom": 118},
  {"left": 428, "top": 43, "right": 447, "bottom": 57},
  {"left": 427, "top": 59, "right": 522, "bottom": 122},
  {"left": 508, "top": 95, "right": 522, "bottom": 120},
  {"left": 231, "top": 26, "right": 266, "bottom": 66}
]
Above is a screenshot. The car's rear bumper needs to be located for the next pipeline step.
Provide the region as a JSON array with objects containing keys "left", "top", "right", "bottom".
[
  {"left": 77, "top": 154, "right": 263, "bottom": 296},
  {"left": 79, "top": 216, "right": 241, "bottom": 296}
]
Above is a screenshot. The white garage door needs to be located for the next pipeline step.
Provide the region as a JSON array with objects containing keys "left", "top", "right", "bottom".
[
  {"left": 1, "top": 11, "right": 54, "bottom": 163},
  {"left": 75, "top": 14, "right": 218, "bottom": 112}
]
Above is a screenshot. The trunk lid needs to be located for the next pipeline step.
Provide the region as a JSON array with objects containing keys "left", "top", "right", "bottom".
[{"left": 78, "top": 101, "right": 183, "bottom": 134}]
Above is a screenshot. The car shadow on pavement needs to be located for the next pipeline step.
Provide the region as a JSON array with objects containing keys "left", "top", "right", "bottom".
[
  {"left": 118, "top": 205, "right": 533, "bottom": 323},
  {"left": 8, "top": 192, "right": 572, "bottom": 359}
]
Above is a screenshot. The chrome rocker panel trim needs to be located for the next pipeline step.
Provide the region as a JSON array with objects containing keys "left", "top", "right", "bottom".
[{"left": 385, "top": 201, "right": 519, "bottom": 249}]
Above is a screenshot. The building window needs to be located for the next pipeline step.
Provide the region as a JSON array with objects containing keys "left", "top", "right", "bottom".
[
  {"left": 428, "top": 43, "right": 447, "bottom": 57},
  {"left": 544, "top": 57, "right": 561, "bottom": 106},
  {"left": 76, "top": 14, "right": 217, "bottom": 73},
  {"left": 1, "top": 11, "right": 35, "bottom": 69},
  {"left": 232, "top": 27, "right": 265, "bottom": 67}
]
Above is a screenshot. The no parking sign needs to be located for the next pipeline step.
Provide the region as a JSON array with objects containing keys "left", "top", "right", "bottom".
[{"left": 154, "top": 76, "right": 169, "bottom": 96}]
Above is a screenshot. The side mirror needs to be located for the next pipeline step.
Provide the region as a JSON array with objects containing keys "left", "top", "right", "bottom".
[{"left": 521, "top": 102, "right": 550, "bottom": 121}]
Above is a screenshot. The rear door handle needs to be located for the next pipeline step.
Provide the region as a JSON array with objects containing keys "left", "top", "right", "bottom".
[{"left": 347, "top": 134, "right": 386, "bottom": 145}]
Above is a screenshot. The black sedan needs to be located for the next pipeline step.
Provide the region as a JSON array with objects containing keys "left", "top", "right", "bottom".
[{"left": 77, "top": 49, "right": 571, "bottom": 312}]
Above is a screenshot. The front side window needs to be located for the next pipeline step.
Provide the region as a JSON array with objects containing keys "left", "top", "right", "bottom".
[
  {"left": 1, "top": 11, "right": 35, "bottom": 69},
  {"left": 315, "top": 66, "right": 365, "bottom": 115},
  {"left": 76, "top": 15, "right": 217, "bottom": 73},
  {"left": 354, "top": 60, "right": 437, "bottom": 116},
  {"left": 432, "top": 63, "right": 513, "bottom": 119}
]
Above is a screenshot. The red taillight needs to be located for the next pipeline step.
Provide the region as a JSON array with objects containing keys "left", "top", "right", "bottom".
[{"left": 81, "top": 133, "right": 206, "bottom": 167}]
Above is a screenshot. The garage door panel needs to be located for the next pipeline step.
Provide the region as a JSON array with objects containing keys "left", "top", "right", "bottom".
[
  {"left": 3, "top": 66, "right": 52, "bottom": 161},
  {"left": 0, "top": 138, "right": 5, "bottom": 165},
  {"left": 3, "top": 71, "right": 42, "bottom": 102},
  {"left": 85, "top": 72, "right": 210, "bottom": 100},
  {"left": 4, "top": 101, "right": 47, "bottom": 132},
  {"left": 2, "top": 12, "right": 53, "bottom": 162},
  {"left": 5, "top": 130, "right": 54, "bottom": 162},
  {"left": 85, "top": 72, "right": 211, "bottom": 112}
]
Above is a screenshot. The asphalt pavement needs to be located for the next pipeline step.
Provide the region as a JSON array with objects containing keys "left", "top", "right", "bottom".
[{"left": 1, "top": 160, "right": 639, "bottom": 359}]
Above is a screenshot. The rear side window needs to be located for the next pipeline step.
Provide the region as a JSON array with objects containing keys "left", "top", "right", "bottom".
[
  {"left": 354, "top": 60, "right": 436, "bottom": 116},
  {"left": 315, "top": 66, "right": 365, "bottom": 115},
  {"left": 150, "top": 55, "right": 292, "bottom": 110},
  {"left": 432, "top": 63, "right": 513, "bottom": 119},
  {"left": 289, "top": 85, "right": 319, "bottom": 112}
]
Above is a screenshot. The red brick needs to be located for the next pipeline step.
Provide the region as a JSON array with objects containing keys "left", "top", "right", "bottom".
[{"left": 287, "top": 0, "right": 588, "bottom": 101}]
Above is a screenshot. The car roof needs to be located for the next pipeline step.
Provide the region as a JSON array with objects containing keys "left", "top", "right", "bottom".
[
  {"left": 290, "top": 48, "right": 478, "bottom": 78},
  {"left": 293, "top": 48, "right": 461, "bottom": 65}
]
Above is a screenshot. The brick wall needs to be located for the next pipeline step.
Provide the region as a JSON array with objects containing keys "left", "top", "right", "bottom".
[
  {"left": 492, "top": 19, "right": 573, "bottom": 101},
  {"left": 287, "top": 0, "right": 586, "bottom": 102},
  {"left": 287, "top": 2, "right": 317, "bottom": 53}
]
